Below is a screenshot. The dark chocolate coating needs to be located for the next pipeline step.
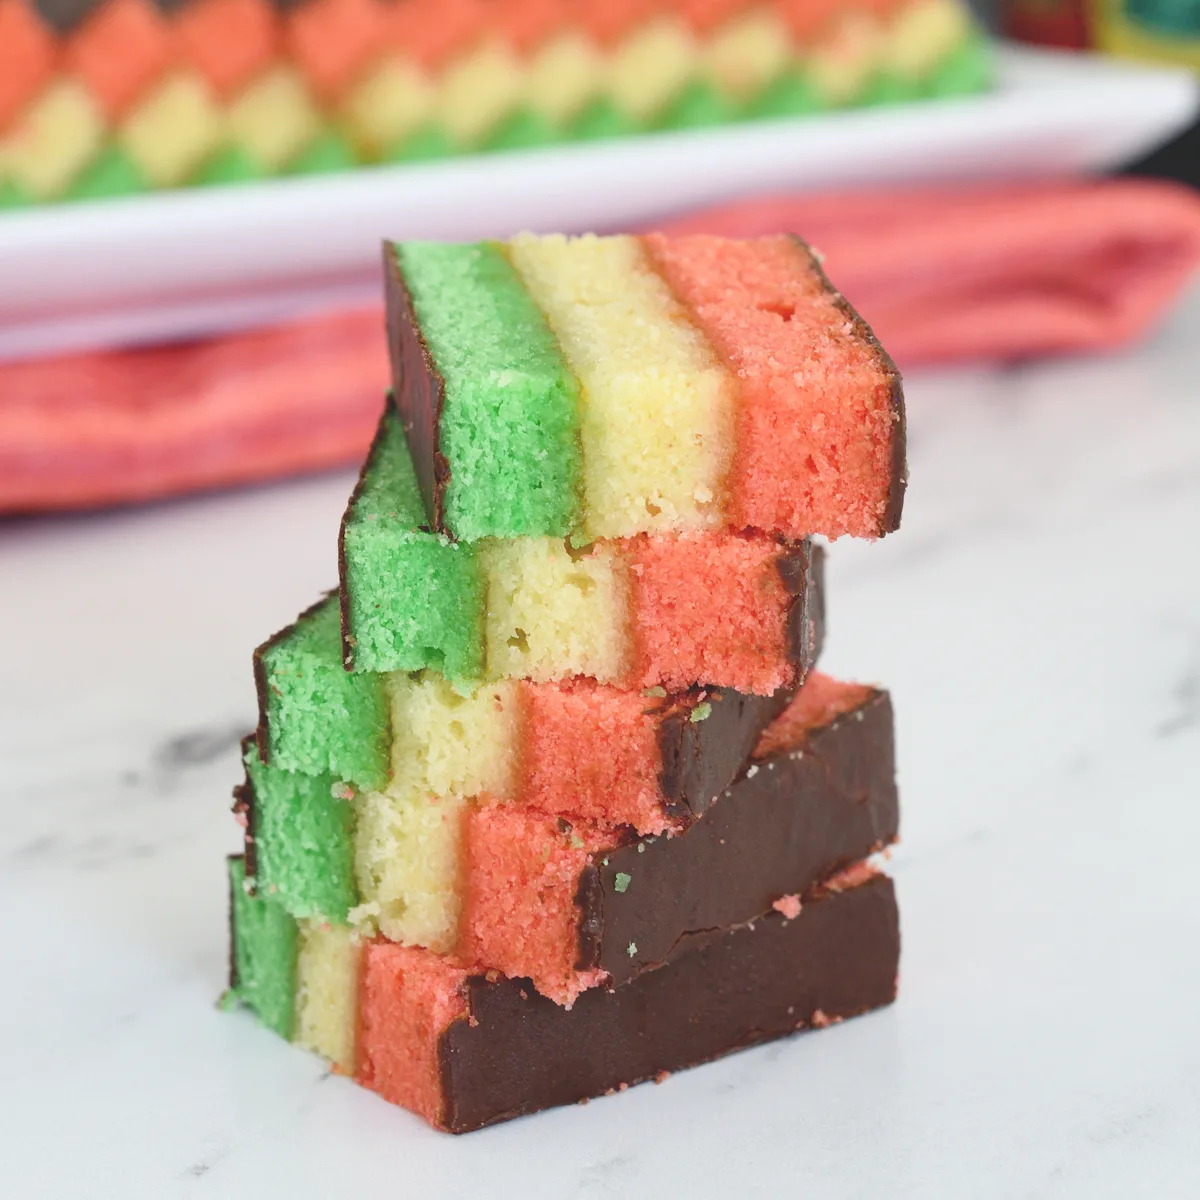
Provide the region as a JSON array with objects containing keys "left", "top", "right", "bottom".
[
  {"left": 779, "top": 539, "right": 825, "bottom": 676},
  {"left": 384, "top": 244, "right": 447, "bottom": 533},
  {"left": 656, "top": 687, "right": 791, "bottom": 826},
  {"left": 578, "top": 688, "right": 898, "bottom": 985},
  {"left": 226, "top": 855, "right": 243, "bottom": 991},
  {"left": 439, "top": 875, "right": 900, "bottom": 1133},
  {"left": 32, "top": 0, "right": 99, "bottom": 33},
  {"left": 231, "top": 738, "right": 259, "bottom": 886},
  {"left": 791, "top": 236, "right": 907, "bottom": 534}
]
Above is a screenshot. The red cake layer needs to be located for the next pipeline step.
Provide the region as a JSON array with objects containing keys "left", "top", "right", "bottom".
[
  {"left": 287, "top": 0, "right": 385, "bottom": 102},
  {"left": 0, "top": 0, "right": 56, "bottom": 130},
  {"left": 357, "top": 943, "right": 471, "bottom": 1123},
  {"left": 519, "top": 679, "right": 674, "bottom": 834},
  {"left": 625, "top": 531, "right": 796, "bottom": 694},
  {"left": 389, "top": 0, "right": 484, "bottom": 69},
  {"left": 643, "top": 233, "right": 903, "bottom": 540},
  {"left": 753, "top": 671, "right": 874, "bottom": 758},
  {"left": 458, "top": 805, "right": 611, "bottom": 1006},
  {"left": 489, "top": 0, "right": 564, "bottom": 52},
  {"left": 66, "top": 0, "right": 175, "bottom": 122},
  {"left": 177, "top": 0, "right": 278, "bottom": 100}
]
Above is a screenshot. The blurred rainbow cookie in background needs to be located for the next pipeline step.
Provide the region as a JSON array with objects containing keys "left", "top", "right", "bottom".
[
  {"left": 0, "top": 0, "right": 991, "bottom": 208},
  {"left": 223, "top": 232, "right": 907, "bottom": 1131}
]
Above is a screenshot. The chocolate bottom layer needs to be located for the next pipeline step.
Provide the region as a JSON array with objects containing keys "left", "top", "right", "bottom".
[{"left": 439, "top": 874, "right": 900, "bottom": 1133}]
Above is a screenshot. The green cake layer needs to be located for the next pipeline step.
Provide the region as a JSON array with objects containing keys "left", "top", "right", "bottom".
[
  {"left": 255, "top": 594, "right": 390, "bottom": 789},
  {"left": 242, "top": 743, "right": 358, "bottom": 924},
  {"left": 227, "top": 856, "right": 298, "bottom": 1040},
  {"left": 392, "top": 241, "right": 582, "bottom": 540},
  {"left": 339, "top": 399, "right": 485, "bottom": 678}
]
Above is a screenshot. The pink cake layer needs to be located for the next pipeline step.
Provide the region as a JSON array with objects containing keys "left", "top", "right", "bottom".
[
  {"left": 357, "top": 942, "right": 471, "bottom": 1122},
  {"left": 459, "top": 804, "right": 611, "bottom": 1006},
  {"left": 643, "top": 233, "right": 902, "bottom": 540},
  {"left": 520, "top": 678, "right": 679, "bottom": 835},
  {"left": 752, "top": 671, "right": 874, "bottom": 759},
  {"left": 624, "top": 531, "right": 796, "bottom": 694}
]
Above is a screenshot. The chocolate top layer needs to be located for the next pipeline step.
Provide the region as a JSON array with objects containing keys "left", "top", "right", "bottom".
[
  {"left": 384, "top": 245, "right": 448, "bottom": 533},
  {"left": 578, "top": 687, "right": 898, "bottom": 986},
  {"left": 439, "top": 874, "right": 899, "bottom": 1133}
]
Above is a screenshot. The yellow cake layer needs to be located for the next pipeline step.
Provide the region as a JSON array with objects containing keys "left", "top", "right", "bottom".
[
  {"left": 705, "top": 7, "right": 794, "bottom": 103},
  {"left": 294, "top": 920, "right": 360, "bottom": 1073},
  {"left": 387, "top": 673, "right": 517, "bottom": 799},
  {"left": 353, "top": 787, "right": 465, "bottom": 951},
  {"left": 525, "top": 30, "right": 603, "bottom": 126},
  {"left": 481, "top": 536, "right": 629, "bottom": 683},
  {"left": 885, "top": 0, "right": 971, "bottom": 79},
  {"left": 607, "top": 15, "right": 698, "bottom": 122},
  {"left": 507, "top": 234, "right": 735, "bottom": 538},
  {"left": 227, "top": 65, "right": 321, "bottom": 171},
  {"left": 120, "top": 71, "right": 222, "bottom": 187},
  {"left": 435, "top": 38, "right": 522, "bottom": 148},
  {"left": 340, "top": 55, "right": 433, "bottom": 160},
  {"left": 6, "top": 78, "right": 104, "bottom": 199}
]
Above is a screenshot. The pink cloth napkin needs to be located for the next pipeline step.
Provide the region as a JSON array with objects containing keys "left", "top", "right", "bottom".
[{"left": 3, "top": 178, "right": 1199, "bottom": 513}]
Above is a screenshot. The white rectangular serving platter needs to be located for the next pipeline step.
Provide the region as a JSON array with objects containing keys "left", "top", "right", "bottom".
[{"left": 0, "top": 43, "right": 1194, "bottom": 362}]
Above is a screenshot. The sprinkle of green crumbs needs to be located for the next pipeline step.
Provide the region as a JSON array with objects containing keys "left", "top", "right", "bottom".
[
  {"left": 637, "top": 843, "right": 645, "bottom": 853},
  {"left": 690, "top": 702, "right": 712, "bottom": 723},
  {"left": 627, "top": 942, "right": 638, "bottom": 957},
  {"left": 642, "top": 686, "right": 667, "bottom": 698},
  {"left": 614, "top": 872, "right": 631, "bottom": 893},
  {"left": 569, "top": 834, "right": 584, "bottom": 850},
  {"left": 602, "top": 857, "right": 609, "bottom": 866}
]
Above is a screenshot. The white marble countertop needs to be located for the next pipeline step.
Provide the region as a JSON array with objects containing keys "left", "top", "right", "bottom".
[{"left": 3, "top": 287, "right": 1199, "bottom": 1199}]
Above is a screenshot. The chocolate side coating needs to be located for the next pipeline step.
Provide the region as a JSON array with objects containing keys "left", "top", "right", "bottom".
[
  {"left": 791, "top": 236, "right": 907, "bottom": 534},
  {"left": 778, "top": 538, "right": 825, "bottom": 677},
  {"left": 439, "top": 874, "right": 899, "bottom": 1133},
  {"left": 226, "top": 854, "right": 243, "bottom": 992},
  {"left": 384, "top": 243, "right": 448, "bottom": 533},
  {"left": 579, "top": 687, "right": 898, "bottom": 986},
  {"left": 231, "top": 737, "right": 259, "bottom": 887}
]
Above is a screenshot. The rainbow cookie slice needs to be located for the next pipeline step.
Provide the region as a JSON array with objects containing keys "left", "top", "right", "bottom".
[
  {"left": 385, "top": 233, "right": 905, "bottom": 543},
  {"left": 224, "top": 229, "right": 905, "bottom": 1131}
]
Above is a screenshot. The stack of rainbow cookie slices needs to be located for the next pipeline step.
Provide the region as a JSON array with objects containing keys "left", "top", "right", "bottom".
[
  {"left": 0, "top": 0, "right": 990, "bottom": 207},
  {"left": 226, "top": 231, "right": 905, "bottom": 1132}
]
